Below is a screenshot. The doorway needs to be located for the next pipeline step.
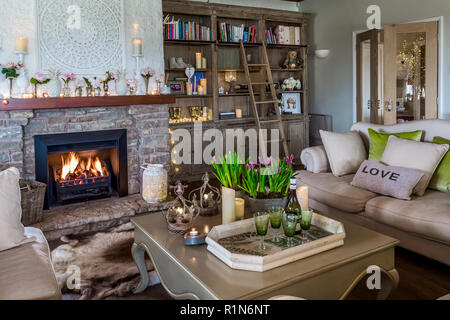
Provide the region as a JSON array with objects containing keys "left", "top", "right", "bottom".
[{"left": 354, "top": 20, "right": 439, "bottom": 125}]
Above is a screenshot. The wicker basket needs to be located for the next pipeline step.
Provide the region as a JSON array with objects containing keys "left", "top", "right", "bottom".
[{"left": 19, "top": 179, "right": 47, "bottom": 226}]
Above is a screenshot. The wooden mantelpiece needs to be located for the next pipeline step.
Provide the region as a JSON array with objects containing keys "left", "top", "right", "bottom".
[{"left": 0, "top": 95, "right": 176, "bottom": 111}]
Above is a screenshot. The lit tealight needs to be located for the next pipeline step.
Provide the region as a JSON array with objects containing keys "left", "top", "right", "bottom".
[
  {"left": 204, "top": 225, "right": 210, "bottom": 234},
  {"left": 43, "top": 92, "right": 49, "bottom": 98},
  {"left": 151, "top": 89, "right": 158, "bottom": 95},
  {"left": 2, "top": 99, "right": 9, "bottom": 106},
  {"left": 189, "top": 228, "right": 199, "bottom": 236},
  {"left": 176, "top": 207, "right": 184, "bottom": 215}
]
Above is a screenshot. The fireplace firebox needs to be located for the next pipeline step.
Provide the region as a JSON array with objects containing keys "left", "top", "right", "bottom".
[{"left": 35, "top": 129, "right": 128, "bottom": 209}]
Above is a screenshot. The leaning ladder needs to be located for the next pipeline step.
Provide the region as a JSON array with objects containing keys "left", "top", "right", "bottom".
[{"left": 239, "top": 41, "right": 290, "bottom": 158}]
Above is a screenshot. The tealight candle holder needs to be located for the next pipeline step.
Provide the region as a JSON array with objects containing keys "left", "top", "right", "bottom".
[{"left": 184, "top": 227, "right": 207, "bottom": 246}]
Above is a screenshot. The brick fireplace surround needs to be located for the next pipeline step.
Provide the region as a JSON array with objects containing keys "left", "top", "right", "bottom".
[{"left": 0, "top": 100, "right": 178, "bottom": 240}]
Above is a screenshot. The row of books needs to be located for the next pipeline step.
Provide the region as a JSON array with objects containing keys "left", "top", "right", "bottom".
[
  {"left": 164, "top": 20, "right": 212, "bottom": 41},
  {"left": 217, "top": 22, "right": 257, "bottom": 43},
  {"left": 266, "top": 26, "right": 301, "bottom": 45}
]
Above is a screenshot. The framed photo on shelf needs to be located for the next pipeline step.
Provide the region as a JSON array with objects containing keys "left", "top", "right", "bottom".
[
  {"left": 281, "top": 92, "right": 302, "bottom": 114},
  {"left": 167, "top": 80, "right": 185, "bottom": 95}
]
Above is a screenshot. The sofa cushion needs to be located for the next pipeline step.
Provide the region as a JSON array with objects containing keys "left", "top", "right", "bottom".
[
  {"left": 368, "top": 128, "right": 423, "bottom": 161},
  {"left": 319, "top": 130, "right": 367, "bottom": 177},
  {"left": 296, "top": 170, "right": 377, "bottom": 213},
  {"left": 364, "top": 191, "right": 450, "bottom": 244},
  {"left": 0, "top": 227, "right": 61, "bottom": 300},
  {"left": 429, "top": 136, "right": 450, "bottom": 193},
  {"left": 380, "top": 136, "right": 449, "bottom": 196}
]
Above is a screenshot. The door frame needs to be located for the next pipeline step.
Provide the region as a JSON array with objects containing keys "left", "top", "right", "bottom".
[{"left": 352, "top": 16, "right": 443, "bottom": 123}]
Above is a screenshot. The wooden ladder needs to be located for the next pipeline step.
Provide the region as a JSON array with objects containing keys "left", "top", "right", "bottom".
[{"left": 240, "top": 41, "right": 290, "bottom": 158}]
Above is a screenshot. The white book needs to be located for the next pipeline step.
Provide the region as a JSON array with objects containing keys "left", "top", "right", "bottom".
[{"left": 295, "top": 27, "right": 301, "bottom": 45}]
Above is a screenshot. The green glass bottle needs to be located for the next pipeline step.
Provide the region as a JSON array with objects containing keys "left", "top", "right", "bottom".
[
  {"left": 285, "top": 178, "right": 302, "bottom": 216},
  {"left": 285, "top": 178, "right": 302, "bottom": 235}
]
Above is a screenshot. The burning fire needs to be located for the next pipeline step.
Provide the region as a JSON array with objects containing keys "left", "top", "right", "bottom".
[{"left": 58, "top": 152, "right": 108, "bottom": 182}]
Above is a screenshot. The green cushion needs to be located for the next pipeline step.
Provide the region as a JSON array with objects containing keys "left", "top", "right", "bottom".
[
  {"left": 368, "top": 128, "right": 423, "bottom": 161},
  {"left": 429, "top": 136, "right": 450, "bottom": 193}
]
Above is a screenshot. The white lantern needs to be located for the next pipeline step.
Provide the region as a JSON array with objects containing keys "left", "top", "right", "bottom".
[{"left": 141, "top": 164, "right": 168, "bottom": 203}]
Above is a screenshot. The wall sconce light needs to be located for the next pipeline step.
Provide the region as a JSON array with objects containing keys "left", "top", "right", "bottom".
[{"left": 315, "top": 49, "right": 330, "bottom": 59}]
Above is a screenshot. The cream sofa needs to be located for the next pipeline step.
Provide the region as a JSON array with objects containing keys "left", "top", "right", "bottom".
[
  {"left": 298, "top": 120, "right": 450, "bottom": 266},
  {"left": 0, "top": 227, "right": 61, "bottom": 300}
]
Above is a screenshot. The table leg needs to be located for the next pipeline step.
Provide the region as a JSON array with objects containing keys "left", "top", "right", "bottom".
[
  {"left": 377, "top": 268, "right": 399, "bottom": 300},
  {"left": 132, "top": 242, "right": 150, "bottom": 294}
]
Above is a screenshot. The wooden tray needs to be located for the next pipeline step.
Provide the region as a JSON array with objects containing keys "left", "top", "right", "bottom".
[{"left": 206, "top": 213, "right": 346, "bottom": 272}]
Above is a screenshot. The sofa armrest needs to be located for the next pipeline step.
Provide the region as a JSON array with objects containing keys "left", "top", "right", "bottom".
[{"left": 300, "top": 146, "right": 330, "bottom": 173}]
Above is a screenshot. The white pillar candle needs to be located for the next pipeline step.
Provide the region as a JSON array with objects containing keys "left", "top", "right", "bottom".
[
  {"left": 186, "top": 81, "right": 192, "bottom": 95},
  {"left": 195, "top": 52, "right": 202, "bottom": 69},
  {"left": 15, "top": 37, "right": 28, "bottom": 52},
  {"left": 202, "top": 57, "right": 207, "bottom": 69},
  {"left": 133, "top": 38, "right": 143, "bottom": 55},
  {"left": 235, "top": 198, "right": 245, "bottom": 220},
  {"left": 222, "top": 187, "right": 236, "bottom": 224},
  {"left": 296, "top": 186, "right": 309, "bottom": 211}
]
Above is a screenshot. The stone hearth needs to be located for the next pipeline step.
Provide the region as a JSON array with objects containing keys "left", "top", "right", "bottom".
[{"left": 32, "top": 195, "right": 178, "bottom": 241}]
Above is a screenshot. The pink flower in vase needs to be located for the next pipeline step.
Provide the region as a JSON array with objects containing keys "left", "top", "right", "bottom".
[{"left": 5, "top": 62, "right": 14, "bottom": 69}]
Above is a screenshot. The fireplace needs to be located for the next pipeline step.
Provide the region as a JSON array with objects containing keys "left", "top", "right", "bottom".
[{"left": 35, "top": 129, "right": 128, "bottom": 209}]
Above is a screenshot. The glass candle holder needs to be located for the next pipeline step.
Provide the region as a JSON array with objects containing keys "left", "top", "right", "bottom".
[
  {"left": 268, "top": 207, "right": 284, "bottom": 243},
  {"left": 300, "top": 209, "right": 314, "bottom": 240},
  {"left": 141, "top": 164, "right": 168, "bottom": 204}
]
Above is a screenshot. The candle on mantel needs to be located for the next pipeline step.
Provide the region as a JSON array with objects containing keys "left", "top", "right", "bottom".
[
  {"left": 133, "top": 38, "right": 143, "bottom": 55},
  {"left": 235, "top": 108, "right": 243, "bottom": 119},
  {"left": 15, "top": 37, "right": 28, "bottom": 52},
  {"left": 202, "top": 57, "right": 207, "bottom": 69},
  {"left": 195, "top": 52, "right": 202, "bottom": 69},
  {"left": 296, "top": 186, "right": 309, "bottom": 211},
  {"left": 235, "top": 198, "right": 245, "bottom": 220}
]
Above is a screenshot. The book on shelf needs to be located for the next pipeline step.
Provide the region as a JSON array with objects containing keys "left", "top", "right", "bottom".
[
  {"left": 266, "top": 26, "right": 301, "bottom": 45},
  {"left": 164, "top": 17, "right": 211, "bottom": 41},
  {"left": 217, "top": 22, "right": 257, "bottom": 43}
]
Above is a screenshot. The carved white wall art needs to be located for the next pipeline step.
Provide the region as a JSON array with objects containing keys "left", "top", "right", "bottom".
[{"left": 36, "top": 0, "right": 125, "bottom": 75}]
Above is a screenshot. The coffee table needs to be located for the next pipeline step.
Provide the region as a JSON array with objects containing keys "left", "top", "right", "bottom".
[{"left": 131, "top": 212, "right": 399, "bottom": 300}]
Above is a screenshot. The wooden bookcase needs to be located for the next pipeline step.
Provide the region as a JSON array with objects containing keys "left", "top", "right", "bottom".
[{"left": 163, "top": 0, "right": 310, "bottom": 180}]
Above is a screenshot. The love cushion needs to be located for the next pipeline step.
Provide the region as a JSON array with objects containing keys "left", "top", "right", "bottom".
[{"left": 351, "top": 160, "right": 424, "bottom": 200}]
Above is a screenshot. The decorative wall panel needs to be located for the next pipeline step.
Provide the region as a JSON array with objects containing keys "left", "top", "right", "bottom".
[{"left": 36, "top": 0, "right": 125, "bottom": 74}]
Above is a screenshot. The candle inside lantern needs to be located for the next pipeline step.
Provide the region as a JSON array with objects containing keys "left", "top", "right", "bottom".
[
  {"left": 235, "top": 108, "right": 243, "bottom": 119},
  {"left": 235, "top": 198, "right": 245, "bottom": 220},
  {"left": 15, "top": 37, "right": 28, "bottom": 52},
  {"left": 297, "top": 186, "right": 309, "bottom": 211},
  {"left": 204, "top": 225, "right": 210, "bottom": 234},
  {"left": 195, "top": 52, "right": 202, "bottom": 69},
  {"left": 176, "top": 207, "right": 184, "bottom": 215},
  {"left": 133, "top": 38, "right": 143, "bottom": 55}
]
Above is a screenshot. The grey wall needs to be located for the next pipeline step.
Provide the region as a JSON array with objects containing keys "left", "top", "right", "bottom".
[
  {"left": 302, "top": 0, "right": 450, "bottom": 131},
  {"left": 189, "top": 0, "right": 300, "bottom": 11}
]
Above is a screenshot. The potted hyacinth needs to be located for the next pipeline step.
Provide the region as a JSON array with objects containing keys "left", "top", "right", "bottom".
[
  {"left": 2, "top": 61, "right": 24, "bottom": 97},
  {"left": 141, "top": 67, "right": 155, "bottom": 95},
  {"left": 239, "top": 155, "right": 294, "bottom": 213},
  {"left": 211, "top": 152, "right": 246, "bottom": 224},
  {"left": 30, "top": 72, "right": 50, "bottom": 98},
  {"left": 61, "top": 72, "right": 75, "bottom": 97}
]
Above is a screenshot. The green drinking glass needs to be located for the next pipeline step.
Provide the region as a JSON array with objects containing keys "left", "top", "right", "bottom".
[
  {"left": 282, "top": 212, "right": 298, "bottom": 247},
  {"left": 254, "top": 212, "right": 270, "bottom": 251},
  {"left": 268, "top": 207, "right": 284, "bottom": 243},
  {"left": 300, "top": 209, "right": 314, "bottom": 240}
]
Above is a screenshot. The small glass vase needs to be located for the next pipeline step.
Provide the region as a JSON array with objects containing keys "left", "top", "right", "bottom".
[
  {"left": 8, "top": 78, "right": 14, "bottom": 98},
  {"left": 94, "top": 87, "right": 101, "bottom": 96},
  {"left": 75, "top": 87, "right": 83, "bottom": 97},
  {"left": 63, "top": 83, "right": 71, "bottom": 97},
  {"left": 144, "top": 77, "right": 150, "bottom": 95},
  {"left": 32, "top": 84, "right": 38, "bottom": 98},
  {"left": 103, "top": 82, "right": 109, "bottom": 96},
  {"left": 128, "top": 85, "right": 136, "bottom": 96},
  {"left": 86, "top": 87, "right": 93, "bottom": 97}
]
